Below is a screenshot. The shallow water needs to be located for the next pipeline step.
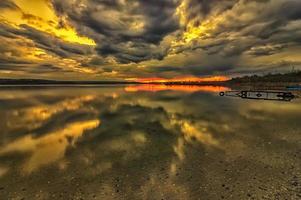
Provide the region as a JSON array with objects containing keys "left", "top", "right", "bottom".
[{"left": 0, "top": 86, "right": 300, "bottom": 200}]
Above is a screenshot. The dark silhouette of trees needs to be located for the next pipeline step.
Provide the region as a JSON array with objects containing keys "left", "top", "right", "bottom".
[{"left": 229, "top": 71, "right": 301, "bottom": 84}]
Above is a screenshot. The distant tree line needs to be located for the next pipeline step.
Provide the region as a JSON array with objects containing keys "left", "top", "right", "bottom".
[{"left": 229, "top": 71, "right": 301, "bottom": 83}]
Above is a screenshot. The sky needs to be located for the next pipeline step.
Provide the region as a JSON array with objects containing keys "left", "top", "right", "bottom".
[{"left": 0, "top": 0, "right": 300, "bottom": 80}]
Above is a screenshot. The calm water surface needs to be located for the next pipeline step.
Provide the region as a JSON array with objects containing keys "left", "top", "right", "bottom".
[{"left": 0, "top": 86, "right": 300, "bottom": 200}]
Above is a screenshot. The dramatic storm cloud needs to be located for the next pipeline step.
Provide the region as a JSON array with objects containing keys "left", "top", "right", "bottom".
[{"left": 0, "top": 0, "right": 300, "bottom": 79}]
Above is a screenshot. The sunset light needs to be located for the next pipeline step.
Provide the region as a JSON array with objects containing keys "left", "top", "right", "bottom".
[
  {"left": 127, "top": 76, "right": 230, "bottom": 83},
  {"left": 125, "top": 84, "right": 230, "bottom": 93},
  {"left": 0, "top": 0, "right": 300, "bottom": 198}
]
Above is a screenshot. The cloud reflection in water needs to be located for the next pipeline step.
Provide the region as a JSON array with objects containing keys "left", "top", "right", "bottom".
[
  {"left": 0, "top": 87, "right": 300, "bottom": 199},
  {"left": 0, "top": 119, "right": 100, "bottom": 174}
]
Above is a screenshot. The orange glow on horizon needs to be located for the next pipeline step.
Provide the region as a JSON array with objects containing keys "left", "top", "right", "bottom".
[
  {"left": 125, "top": 84, "right": 230, "bottom": 93},
  {"left": 126, "top": 76, "right": 230, "bottom": 83}
]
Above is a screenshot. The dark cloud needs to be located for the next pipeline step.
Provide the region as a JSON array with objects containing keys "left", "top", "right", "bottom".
[
  {"left": 0, "top": 57, "right": 64, "bottom": 74},
  {"left": 3, "top": 24, "right": 94, "bottom": 58},
  {"left": 182, "top": 0, "right": 237, "bottom": 22},
  {"left": 51, "top": 0, "right": 179, "bottom": 63},
  {"left": 0, "top": 23, "right": 19, "bottom": 38},
  {"left": 0, "top": 59, "right": 32, "bottom": 65},
  {"left": 96, "top": 42, "right": 166, "bottom": 64},
  {"left": 21, "top": 25, "right": 90, "bottom": 57},
  {"left": 177, "top": 0, "right": 301, "bottom": 61},
  {"left": 268, "top": 0, "right": 301, "bottom": 21},
  {"left": 0, "top": 0, "right": 300, "bottom": 78},
  {"left": 0, "top": 0, "right": 19, "bottom": 10},
  {"left": 36, "top": 64, "right": 64, "bottom": 73},
  {"left": 0, "top": 23, "right": 95, "bottom": 76}
]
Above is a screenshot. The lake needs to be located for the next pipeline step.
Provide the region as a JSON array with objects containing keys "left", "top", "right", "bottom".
[{"left": 0, "top": 86, "right": 300, "bottom": 200}]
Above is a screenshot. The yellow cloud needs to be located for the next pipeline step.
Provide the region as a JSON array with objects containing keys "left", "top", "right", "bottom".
[
  {"left": 0, "top": 0, "right": 95, "bottom": 45},
  {"left": 173, "top": 0, "right": 226, "bottom": 48}
]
